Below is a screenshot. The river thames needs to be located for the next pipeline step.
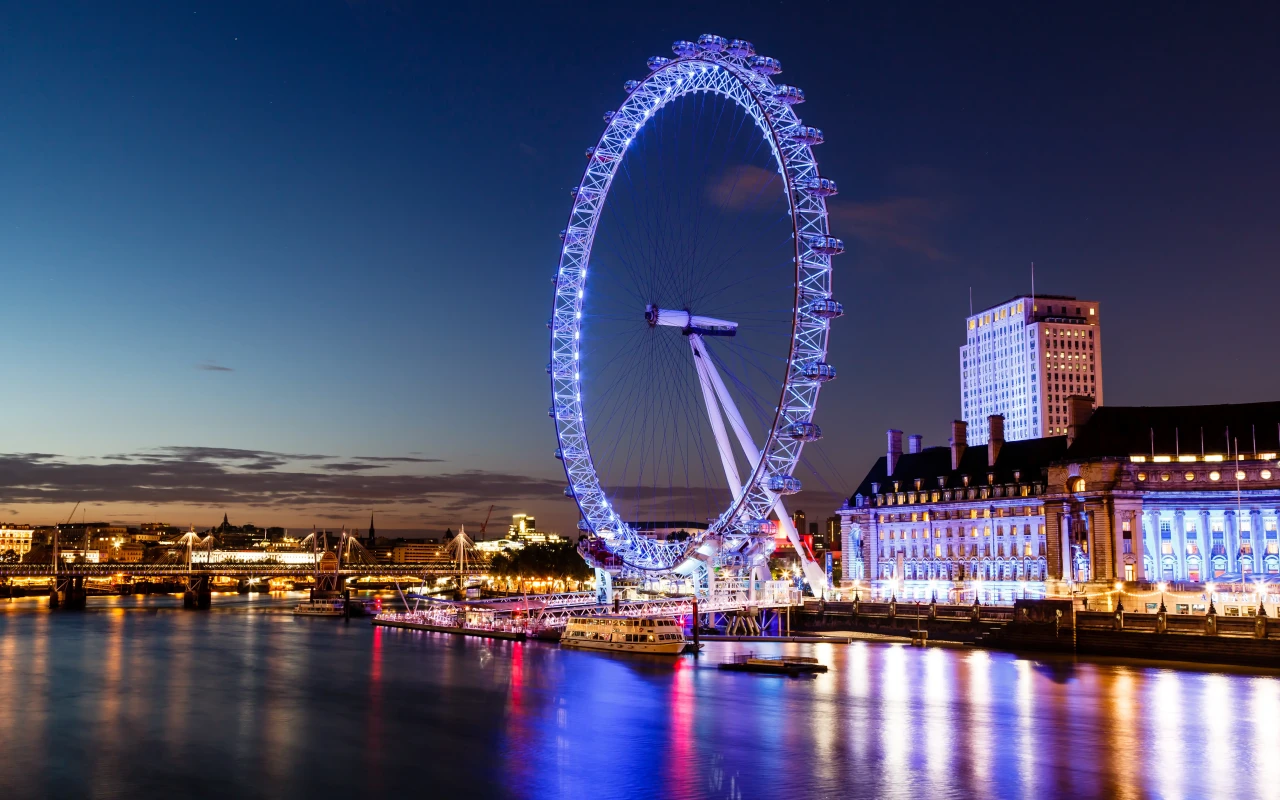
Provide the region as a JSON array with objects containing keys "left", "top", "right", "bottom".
[{"left": 1, "top": 593, "right": 1278, "bottom": 800}]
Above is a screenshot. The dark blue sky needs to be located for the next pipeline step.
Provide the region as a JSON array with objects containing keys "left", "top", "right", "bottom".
[{"left": 2, "top": 2, "right": 1277, "bottom": 532}]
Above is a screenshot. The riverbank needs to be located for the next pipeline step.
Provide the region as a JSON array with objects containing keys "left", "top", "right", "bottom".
[{"left": 798, "top": 598, "right": 1280, "bottom": 669}]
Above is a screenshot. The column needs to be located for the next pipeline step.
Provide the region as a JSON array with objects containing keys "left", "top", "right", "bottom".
[
  {"left": 1224, "top": 510, "right": 1238, "bottom": 574},
  {"left": 1060, "top": 509, "right": 1073, "bottom": 582},
  {"left": 1113, "top": 508, "right": 1127, "bottom": 580},
  {"left": 1144, "top": 509, "right": 1160, "bottom": 580},
  {"left": 1131, "top": 509, "right": 1147, "bottom": 581},
  {"left": 1199, "top": 510, "right": 1214, "bottom": 575},
  {"left": 1252, "top": 509, "right": 1265, "bottom": 572},
  {"left": 1174, "top": 510, "right": 1187, "bottom": 580}
]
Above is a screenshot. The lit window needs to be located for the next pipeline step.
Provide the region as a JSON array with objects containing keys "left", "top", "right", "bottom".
[
  {"left": 1185, "top": 472, "right": 1196, "bottom": 481},
  {"left": 1236, "top": 470, "right": 1247, "bottom": 480},
  {"left": 1137, "top": 472, "right": 1147, "bottom": 481},
  {"left": 1209, "top": 471, "right": 1220, "bottom": 481},
  {"left": 1263, "top": 470, "right": 1273, "bottom": 480},
  {"left": 1160, "top": 473, "right": 1170, "bottom": 482}
]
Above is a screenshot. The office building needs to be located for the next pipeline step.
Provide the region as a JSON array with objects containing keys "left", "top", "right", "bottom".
[{"left": 961, "top": 294, "right": 1103, "bottom": 444}]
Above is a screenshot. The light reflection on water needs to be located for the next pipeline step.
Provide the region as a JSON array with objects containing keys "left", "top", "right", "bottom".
[{"left": 1, "top": 594, "right": 1279, "bottom": 800}]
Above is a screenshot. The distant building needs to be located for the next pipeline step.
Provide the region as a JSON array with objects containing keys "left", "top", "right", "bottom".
[
  {"left": 507, "top": 513, "right": 564, "bottom": 545},
  {"left": 961, "top": 294, "right": 1103, "bottom": 443},
  {"left": 135, "top": 523, "right": 179, "bottom": 543},
  {"left": 633, "top": 521, "right": 709, "bottom": 541},
  {"left": 391, "top": 541, "right": 448, "bottom": 564},
  {"left": 115, "top": 542, "right": 145, "bottom": 563},
  {"left": 0, "top": 526, "right": 35, "bottom": 557}
]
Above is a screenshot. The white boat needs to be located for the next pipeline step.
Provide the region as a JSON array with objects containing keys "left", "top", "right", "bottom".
[
  {"left": 560, "top": 615, "right": 687, "bottom": 655},
  {"left": 293, "top": 598, "right": 346, "bottom": 617}
]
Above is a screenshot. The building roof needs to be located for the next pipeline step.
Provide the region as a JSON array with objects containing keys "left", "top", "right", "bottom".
[
  {"left": 1065, "top": 401, "right": 1280, "bottom": 461},
  {"left": 851, "top": 436, "right": 1068, "bottom": 500},
  {"left": 971, "top": 293, "right": 1078, "bottom": 317}
]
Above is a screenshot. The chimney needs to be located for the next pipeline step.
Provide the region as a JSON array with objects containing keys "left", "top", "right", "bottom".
[
  {"left": 887, "top": 429, "right": 903, "bottom": 476},
  {"left": 988, "top": 414, "right": 1005, "bottom": 467},
  {"left": 949, "top": 420, "right": 967, "bottom": 471},
  {"left": 908, "top": 434, "right": 923, "bottom": 454},
  {"left": 1067, "top": 396, "right": 1095, "bottom": 446}
]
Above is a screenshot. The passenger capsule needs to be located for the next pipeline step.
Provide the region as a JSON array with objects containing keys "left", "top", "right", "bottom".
[
  {"left": 623, "top": 79, "right": 641, "bottom": 93},
  {"left": 774, "top": 85, "right": 805, "bottom": 105},
  {"left": 804, "top": 176, "right": 838, "bottom": 197},
  {"left": 697, "top": 34, "right": 728, "bottom": 52},
  {"left": 747, "top": 518, "right": 776, "bottom": 536},
  {"left": 727, "top": 39, "right": 755, "bottom": 57},
  {"left": 749, "top": 55, "right": 782, "bottom": 75},
  {"left": 806, "top": 235, "right": 845, "bottom": 255},
  {"left": 782, "top": 421, "right": 823, "bottom": 442},
  {"left": 790, "top": 125, "right": 824, "bottom": 145},
  {"left": 800, "top": 361, "right": 837, "bottom": 383},
  {"left": 602, "top": 111, "right": 618, "bottom": 123},
  {"left": 564, "top": 486, "right": 576, "bottom": 498},
  {"left": 672, "top": 40, "right": 698, "bottom": 57},
  {"left": 577, "top": 518, "right": 592, "bottom": 532},
  {"left": 546, "top": 363, "right": 552, "bottom": 375},
  {"left": 647, "top": 56, "right": 671, "bottom": 71},
  {"left": 805, "top": 297, "right": 845, "bottom": 319},
  {"left": 554, "top": 448, "right": 564, "bottom": 460},
  {"left": 571, "top": 186, "right": 599, "bottom": 202},
  {"left": 586, "top": 146, "right": 616, "bottom": 163},
  {"left": 766, "top": 475, "right": 803, "bottom": 495}
]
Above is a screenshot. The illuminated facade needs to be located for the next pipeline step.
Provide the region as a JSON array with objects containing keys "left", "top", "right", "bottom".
[
  {"left": 840, "top": 418, "right": 1057, "bottom": 584},
  {"left": 1044, "top": 400, "right": 1280, "bottom": 590},
  {"left": 0, "top": 526, "right": 34, "bottom": 557},
  {"left": 507, "top": 514, "right": 564, "bottom": 545},
  {"left": 961, "top": 294, "right": 1102, "bottom": 443}
]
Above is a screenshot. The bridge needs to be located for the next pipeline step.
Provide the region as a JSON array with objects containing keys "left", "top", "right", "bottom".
[{"left": 1, "top": 529, "right": 486, "bottom": 610}]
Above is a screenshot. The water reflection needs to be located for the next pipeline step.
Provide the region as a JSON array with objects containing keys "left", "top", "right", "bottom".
[{"left": 0, "top": 595, "right": 1278, "bottom": 799}]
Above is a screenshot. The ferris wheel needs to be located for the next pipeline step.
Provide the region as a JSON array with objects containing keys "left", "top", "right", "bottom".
[{"left": 549, "top": 35, "right": 843, "bottom": 594}]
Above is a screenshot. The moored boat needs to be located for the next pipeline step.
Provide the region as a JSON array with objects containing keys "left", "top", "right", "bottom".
[
  {"left": 560, "top": 615, "right": 687, "bottom": 655},
  {"left": 293, "top": 598, "right": 346, "bottom": 617}
]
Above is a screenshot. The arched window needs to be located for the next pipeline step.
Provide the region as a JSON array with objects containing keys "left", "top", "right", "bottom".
[{"left": 1067, "top": 477, "right": 1086, "bottom": 493}]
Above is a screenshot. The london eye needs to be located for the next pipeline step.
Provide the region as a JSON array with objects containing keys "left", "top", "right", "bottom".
[{"left": 549, "top": 35, "right": 843, "bottom": 595}]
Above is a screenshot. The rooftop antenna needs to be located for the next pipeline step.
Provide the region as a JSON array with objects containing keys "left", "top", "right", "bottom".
[
  {"left": 1175, "top": 428, "right": 1179, "bottom": 459},
  {"left": 1252, "top": 424, "right": 1257, "bottom": 457},
  {"left": 1150, "top": 428, "right": 1155, "bottom": 459},
  {"left": 1200, "top": 427, "right": 1205, "bottom": 457},
  {"left": 1031, "top": 261, "right": 1035, "bottom": 308},
  {"left": 968, "top": 286, "right": 973, "bottom": 317}
]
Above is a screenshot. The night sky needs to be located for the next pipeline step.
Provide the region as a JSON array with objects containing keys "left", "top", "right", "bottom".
[{"left": 2, "top": 2, "right": 1277, "bottom": 534}]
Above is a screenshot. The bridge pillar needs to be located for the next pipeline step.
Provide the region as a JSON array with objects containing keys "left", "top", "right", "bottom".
[
  {"left": 594, "top": 568, "right": 613, "bottom": 606},
  {"left": 50, "top": 576, "right": 87, "bottom": 611},
  {"left": 183, "top": 575, "right": 212, "bottom": 610}
]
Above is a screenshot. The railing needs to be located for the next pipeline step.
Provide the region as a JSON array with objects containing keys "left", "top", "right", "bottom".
[{"left": 0, "top": 563, "right": 488, "bottom": 578}]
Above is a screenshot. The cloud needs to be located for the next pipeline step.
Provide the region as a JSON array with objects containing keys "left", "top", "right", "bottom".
[
  {"left": 196, "top": 362, "right": 234, "bottom": 372},
  {"left": 320, "top": 462, "right": 382, "bottom": 472},
  {"left": 0, "top": 451, "right": 566, "bottom": 511},
  {"left": 353, "top": 455, "right": 444, "bottom": 464},
  {"left": 708, "top": 165, "right": 952, "bottom": 261},
  {"left": 828, "top": 196, "right": 950, "bottom": 261}
]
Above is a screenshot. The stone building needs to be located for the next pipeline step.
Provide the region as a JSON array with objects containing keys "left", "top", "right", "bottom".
[
  {"left": 1043, "top": 399, "right": 1280, "bottom": 593},
  {"left": 840, "top": 417, "right": 1060, "bottom": 584}
]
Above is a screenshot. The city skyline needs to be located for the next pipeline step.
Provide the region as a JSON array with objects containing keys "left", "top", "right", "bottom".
[{"left": 3, "top": 3, "right": 1278, "bottom": 533}]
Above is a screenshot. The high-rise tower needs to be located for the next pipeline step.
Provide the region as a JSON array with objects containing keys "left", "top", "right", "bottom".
[{"left": 960, "top": 295, "right": 1102, "bottom": 444}]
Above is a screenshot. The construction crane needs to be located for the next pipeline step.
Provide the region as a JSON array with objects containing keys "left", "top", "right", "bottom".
[{"left": 478, "top": 505, "right": 495, "bottom": 538}]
